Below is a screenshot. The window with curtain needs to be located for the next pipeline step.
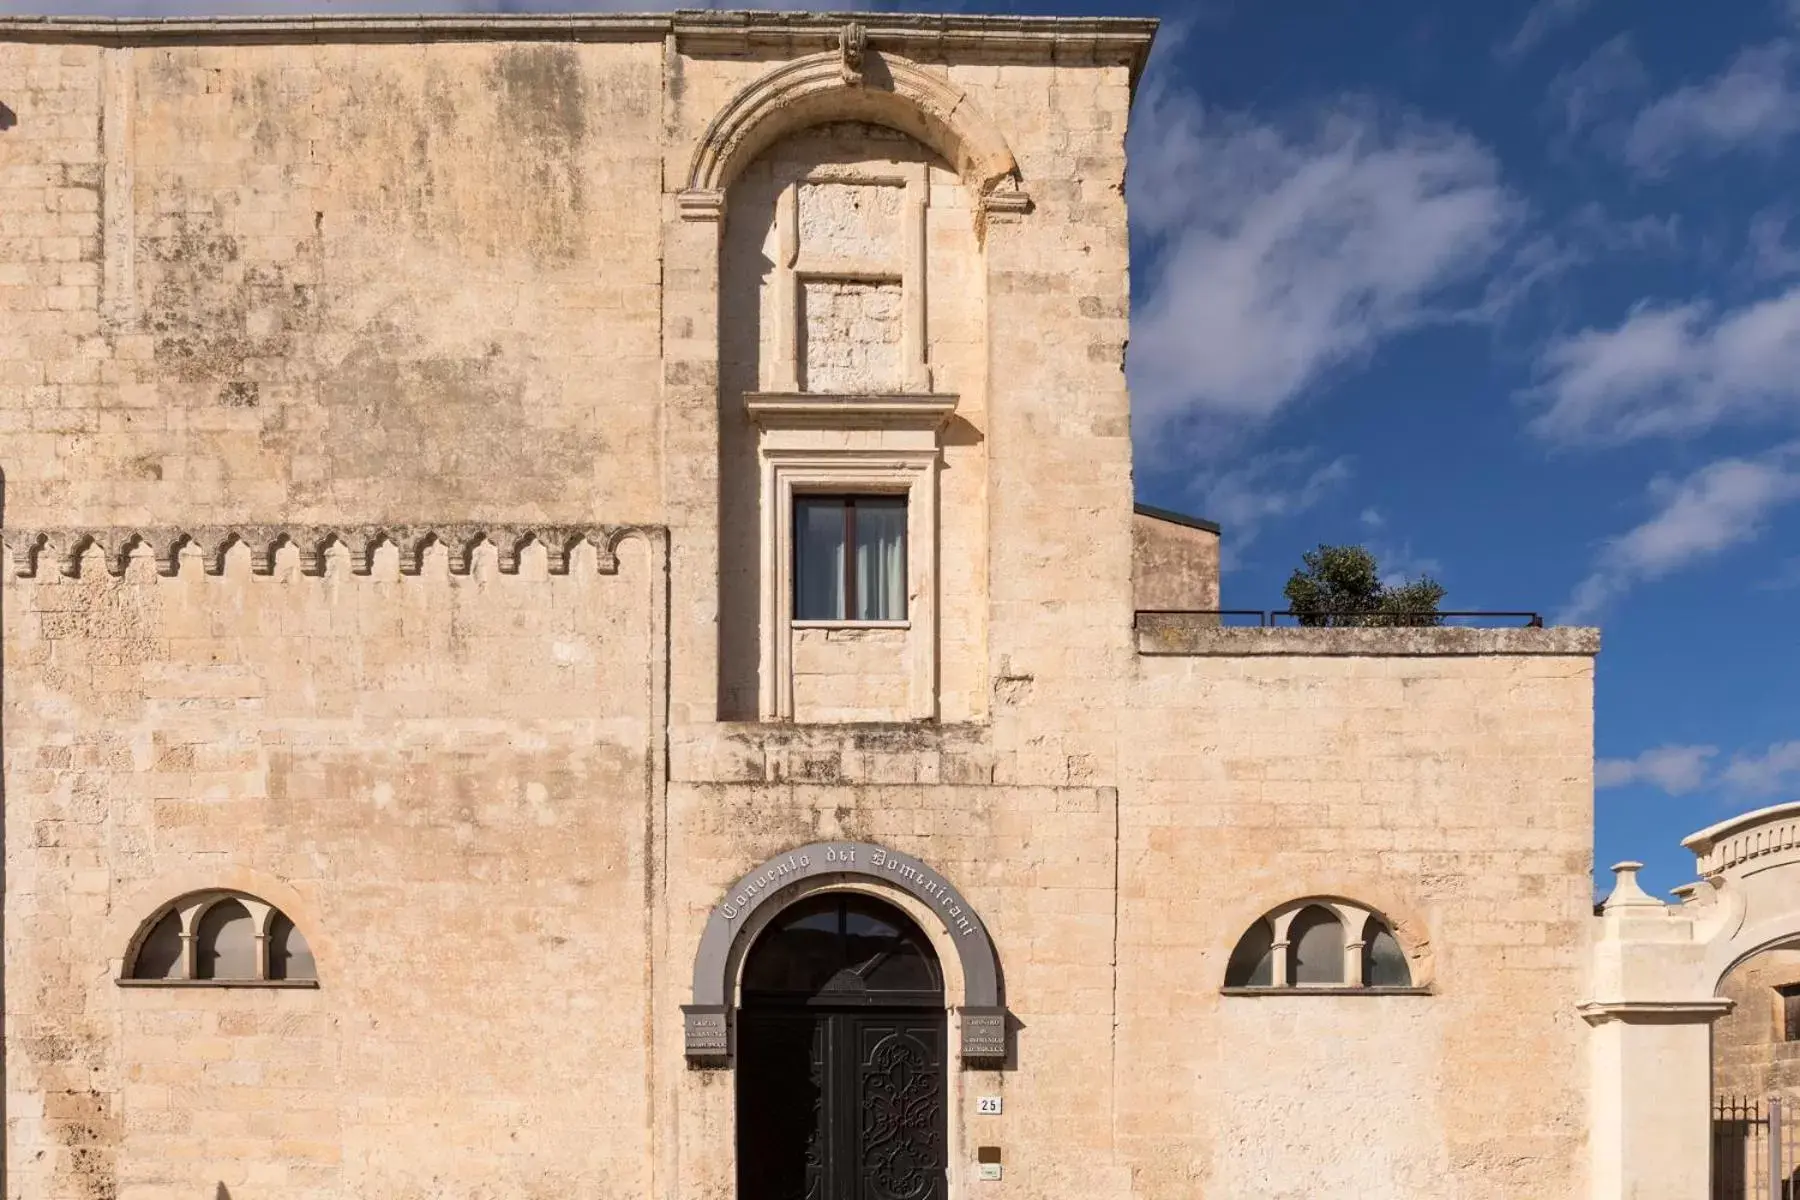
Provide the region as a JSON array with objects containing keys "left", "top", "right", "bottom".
[{"left": 794, "top": 495, "right": 907, "bottom": 621}]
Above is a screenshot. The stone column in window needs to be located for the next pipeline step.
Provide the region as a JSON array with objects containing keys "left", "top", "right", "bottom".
[
  {"left": 1334, "top": 903, "right": 1367, "bottom": 987},
  {"left": 174, "top": 898, "right": 208, "bottom": 982},
  {"left": 1268, "top": 908, "right": 1297, "bottom": 989},
  {"left": 242, "top": 898, "right": 275, "bottom": 982}
]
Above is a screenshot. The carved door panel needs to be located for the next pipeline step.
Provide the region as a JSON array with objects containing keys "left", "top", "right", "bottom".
[
  {"left": 847, "top": 1014, "right": 946, "bottom": 1200},
  {"left": 738, "top": 1008, "right": 946, "bottom": 1200},
  {"left": 738, "top": 1010, "right": 831, "bottom": 1200}
]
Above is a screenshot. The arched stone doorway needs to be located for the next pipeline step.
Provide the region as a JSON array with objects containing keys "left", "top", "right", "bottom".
[
  {"left": 684, "top": 841, "right": 1006, "bottom": 1063},
  {"left": 737, "top": 892, "right": 947, "bottom": 1200}
]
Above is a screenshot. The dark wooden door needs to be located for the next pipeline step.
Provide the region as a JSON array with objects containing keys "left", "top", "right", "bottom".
[{"left": 737, "top": 1007, "right": 946, "bottom": 1200}]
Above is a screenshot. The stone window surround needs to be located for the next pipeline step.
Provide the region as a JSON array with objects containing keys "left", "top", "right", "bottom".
[
  {"left": 749, "top": 393, "right": 956, "bottom": 723},
  {"left": 118, "top": 889, "right": 318, "bottom": 989},
  {"left": 768, "top": 162, "right": 933, "bottom": 395},
  {"left": 1221, "top": 897, "right": 1429, "bottom": 996}
]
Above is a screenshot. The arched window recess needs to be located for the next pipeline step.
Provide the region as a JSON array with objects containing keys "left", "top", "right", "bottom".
[
  {"left": 1223, "top": 898, "right": 1425, "bottom": 995},
  {"left": 119, "top": 890, "right": 317, "bottom": 988}
]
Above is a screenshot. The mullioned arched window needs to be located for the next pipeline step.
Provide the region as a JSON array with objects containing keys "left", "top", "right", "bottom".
[
  {"left": 1224, "top": 899, "right": 1419, "bottom": 992},
  {"left": 121, "top": 891, "right": 317, "bottom": 987}
]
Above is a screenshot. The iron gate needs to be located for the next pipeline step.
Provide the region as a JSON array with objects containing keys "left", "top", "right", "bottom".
[{"left": 1715, "top": 1096, "right": 1800, "bottom": 1200}]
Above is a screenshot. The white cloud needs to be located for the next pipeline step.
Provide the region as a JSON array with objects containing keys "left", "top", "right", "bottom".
[
  {"left": 1547, "top": 36, "right": 1649, "bottom": 138},
  {"left": 1623, "top": 42, "right": 1800, "bottom": 174},
  {"left": 1497, "top": 0, "right": 1596, "bottom": 62},
  {"left": 1566, "top": 202, "right": 1683, "bottom": 255},
  {"left": 1368, "top": 542, "right": 1443, "bottom": 588},
  {"left": 1748, "top": 207, "right": 1800, "bottom": 279},
  {"left": 1358, "top": 507, "right": 1385, "bottom": 529},
  {"left": 1561, "top": 447, "right": 1800, "bottom": 620},
  {"left": 1756, "top": 556, "right": 1800, "bottom": 591},
  {"left": 1596, "top": 739, "right": 1800, "bottom": 798},
  {"left": 1528, "top": 286, "right": 1800, "bottom": 443},
  {"left": 1126, "top": 88, "right": 1518, "bottom": 442},
  {"left": 1596, "top": 744, "right": 1719, "bottom": 794},
  {"left": 1197, "top": 451, "right": 1352, "bottom": 552},
  {"left": 1724, "top": 741, "right": 1800, "bottom": 795}
]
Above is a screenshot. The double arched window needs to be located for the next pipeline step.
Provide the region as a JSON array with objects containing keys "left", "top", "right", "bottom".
[
  {"left": 123, "top": 891, "right": 316, "bottom": 986},
  {"left": 1224, "top": 899, "right": 1416, "bottom": 991}
]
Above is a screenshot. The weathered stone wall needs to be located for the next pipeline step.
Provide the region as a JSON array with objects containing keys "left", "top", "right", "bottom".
[
  {"left": 1132, "top": 509, "right": 1220, "bottom": 612},
  {"left": 1, "top": 532, "right": 662, "bottom": 1198},
  {"left": 1, "top": 16, "right": 1602, "bottom": 1200},
  {"left": 1116, "top": 639, "right": 1595, "bottom": 1199},
  {"left": 1715, "top": 949, "right": 1800, "bottom": 1098},
  {"left": 0, "top": 38, "right": 664, "bottom": 529}
]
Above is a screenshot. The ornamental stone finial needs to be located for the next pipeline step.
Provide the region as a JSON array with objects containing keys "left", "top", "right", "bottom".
[
  {"left": 1601, "top": 861, "right": 1664, "bottom": 911},
  {"left": 840, "top": 22, "right": 867, "bottom": 86}
]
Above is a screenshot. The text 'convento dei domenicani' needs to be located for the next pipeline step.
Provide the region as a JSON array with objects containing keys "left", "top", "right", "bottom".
[{"left": 719, "top": 845, "right": 980, "bottom": 938}]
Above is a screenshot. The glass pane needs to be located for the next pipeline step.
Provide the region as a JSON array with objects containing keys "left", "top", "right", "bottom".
[
  {"left": 132, "top": 910, "right": 184, "bottom": 980},
  {"left": 852, "top": 498, "right": 907, "bottom": 621},
  {"left": 846, "top": 900, "right": 939, "bottom": 992},
  {"left": 744, "top": 896, "right": 844, "bottom": 994},
  {"left": 196, "top": 899, "right": 258, "bottom": 981},
  {"left": 269, "top": 912, "right": 316, "bottom": 982},
  {"left": 1363, "top": 918, "right": 1411, "bottom": 987},
  {"left": 794, "top": 499, "right": 846, "bottom": 620},
  {"left": 1288, "top": 906, "right": 1346, "bottom": 985},
  {"left": 1224, "top": 919, "right": 1275, "bottom": 987},
  {"left": 742, "top": 894, "right": 942, "bottom": 1000}
]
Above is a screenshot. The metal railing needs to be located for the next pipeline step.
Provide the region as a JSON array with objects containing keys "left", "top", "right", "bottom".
[
  {"left": 1133, "top": 610, "right": 1545, "bottom": 629},
  {"left": 1714, "top": 1095, "right": 1799, "bottom": 1199}
]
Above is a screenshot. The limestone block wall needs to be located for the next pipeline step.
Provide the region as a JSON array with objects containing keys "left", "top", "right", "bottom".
[
  {"left": 1, "top": 530, "right": 664, "bottom": 1199},
  {"left": 1115, "top": 629, "right": 1597, "bottom": 1200},
  {"left": 0, "top": 15, "right": 1621, "bottom": 1200},
  {"left": 0, "top": 38, "right": 666, "bottom": 530},
  {"left": 662, "top": 728, "right": 1126, "bottom": 1199},
  {"left": 716, "top": 121, "right": 989, "bottom": 723},
  {"left": 1714, "top": 949, "right": 1800, "bottom": 1097},
  {"left": 1131, "top": 507, "right": 1221, "bottom": 613},
  {"left": 790, "top": 625, "right": 911, "bottom": 722}
]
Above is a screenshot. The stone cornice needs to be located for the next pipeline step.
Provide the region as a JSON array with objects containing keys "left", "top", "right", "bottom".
[
  {"left": 1135, "top": 621, "right": 1602, "bottom": 658},
  {"left": 2, "top": 525, "right": 659, "bottom": 579},
  {"left": 672, "top": 12, "right": 1158, "bottom": 85},
  {"left": 0, "top": 13, "right": 671, "bottom": 45},
  {"left": 1577, "top": 999, "right": 1735, "bottom": 1026},
  {"left": 745, "top": 392, "right": 959, "bottom": 431},
  {"left": 0, "top": 12, "right": 1160, "bottom": 81}
]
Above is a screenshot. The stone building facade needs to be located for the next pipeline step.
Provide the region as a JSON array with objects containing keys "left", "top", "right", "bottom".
[{"left": 0, "top": 11, "right": 1622, "bottom": 1200}]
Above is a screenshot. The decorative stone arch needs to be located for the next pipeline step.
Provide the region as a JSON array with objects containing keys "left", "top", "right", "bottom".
[
  {"left": 1218, "top": 885, "right": 1437, "bottom": 991},
  {"left": 678, "top": 43, "right": 1028, "bottom": 223},
  {"left": 1678, "top": 802, "right": 1800, "bottom": 991},
  {"left": 683, "top": 841, "right": 1005, "bottom": 1062},
  {"left": 107, "top": 865, "right": 330, "bottom": 983}
]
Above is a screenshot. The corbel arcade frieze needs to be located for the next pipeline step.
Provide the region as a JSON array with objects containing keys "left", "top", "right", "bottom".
[{"left": 1, "top": 524, "right": 661, "bottom": 580}]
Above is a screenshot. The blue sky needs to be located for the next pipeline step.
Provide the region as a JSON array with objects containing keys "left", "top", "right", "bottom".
[
  {"left": 15, "top": 0, "right": 1800, "bottom": 897},
  {"left": 1118, "top": 0, "right": 1800, "bottom": 900}
]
